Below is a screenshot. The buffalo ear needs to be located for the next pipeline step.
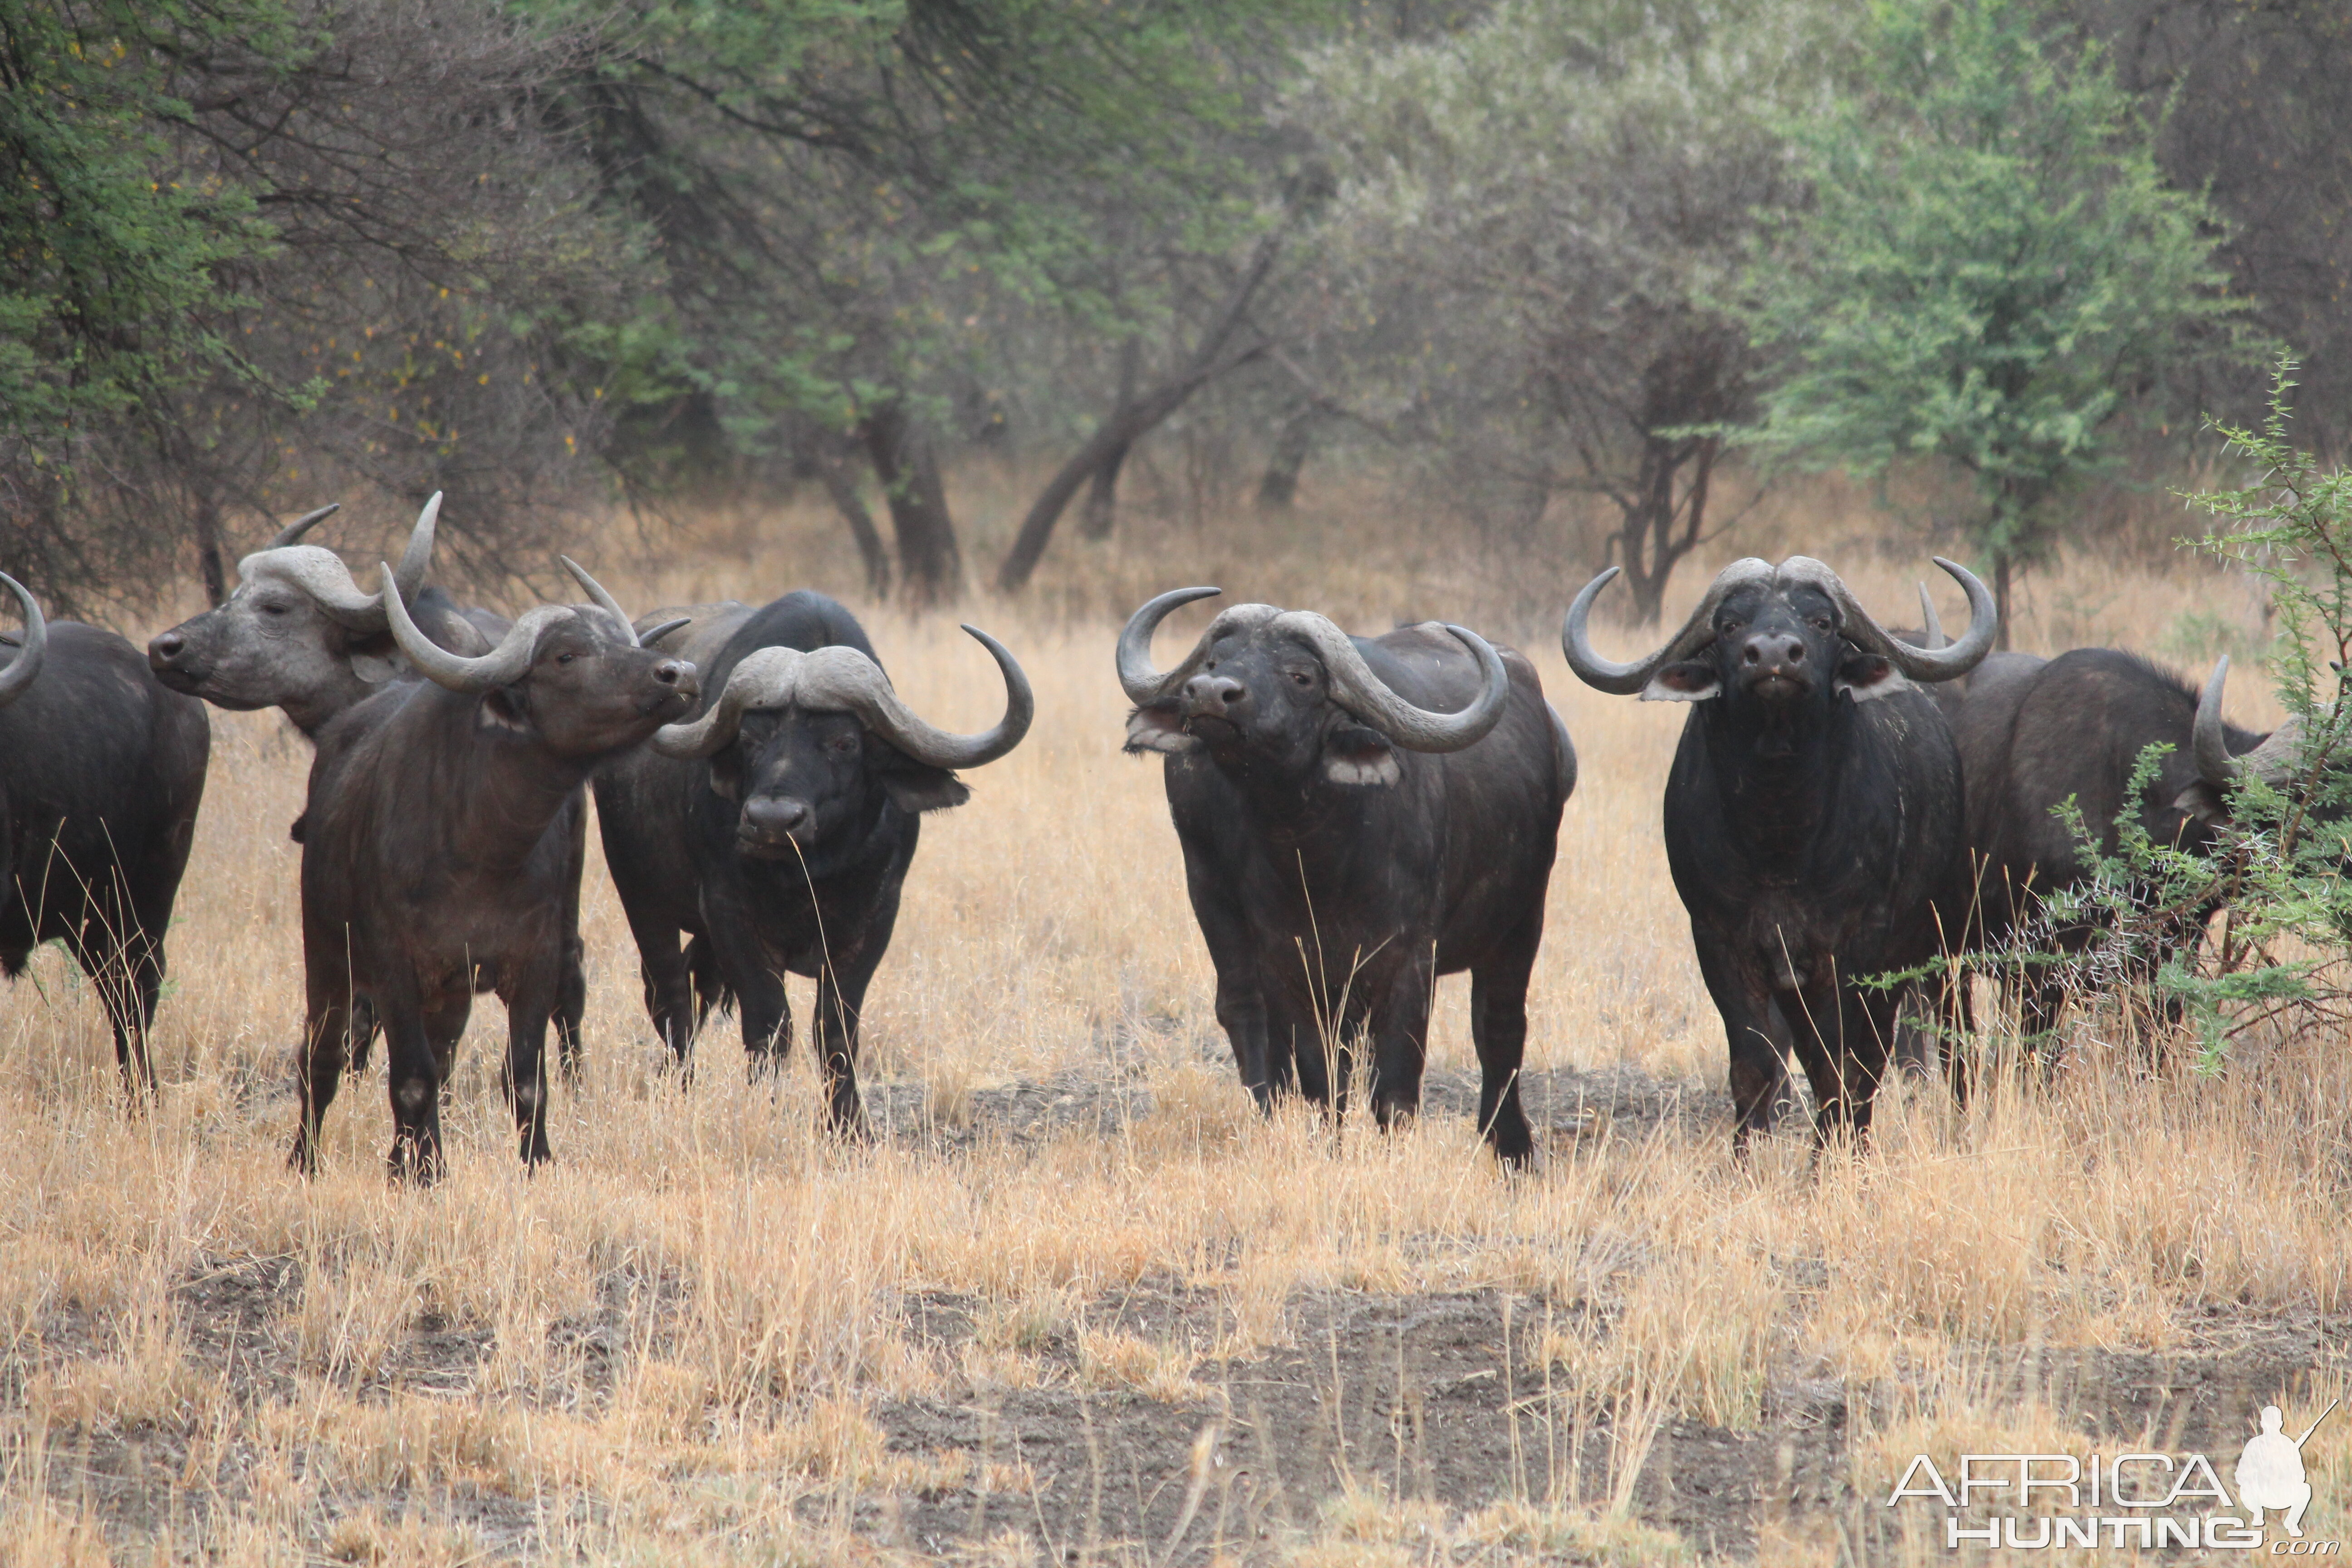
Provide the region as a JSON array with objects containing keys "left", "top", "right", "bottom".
[
  {"left": 880, "top": 765, "right": 972, "bottom": 814},
  {"left": 1124, "top": 701, "right": 1197, "bottom": 754},
  {"left": 480, "top": 685, "right": 534, "bottom": 733},
  {"left": 1641, "top": 661, "right": 1720, "bottom": 702},
  {"left": 2174, "top": 780, "right": 2231, "bottom": 826},
  {"left": 706, "top": 747, "right": 744, "bottom": 803},
  {"left": 1323, "top": 725, "right": 1401, "bottom": 786},
  {"left": 347, "top": 631, "right": 401, "bottom": 686},
  {"left": 1835, "top": 652, "right": 1911, "bottom": 702}
]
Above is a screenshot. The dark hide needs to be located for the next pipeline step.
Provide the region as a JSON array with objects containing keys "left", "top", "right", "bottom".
[
  {"left": 1127, "top": 621, "right": 1572, "bottom": 1165},
  {"left": 293, "top": 616, "right": 695, "bottom": 1181},
  {"left": 595, "top": 592, "right": 965, "bottom": 1132},
  {"left": 1950, "top": 647, "right": 2264, "bottom": 1035},
  {"left": 153, "top": 590, "right": 595, "bottom": 1082},
  {"left": 1651, "top": 581, "right": 1970, "bottom": 1146},
  {"left": 1, "top": 624, "right": 210, "bottom": 1098}
]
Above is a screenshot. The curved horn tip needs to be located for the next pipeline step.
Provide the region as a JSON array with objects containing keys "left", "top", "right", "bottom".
[
  {"left": 0, "top": 570, "right": 44, "bottom": 706},
  {"left": 265, "top": 501, "right": 343, "bottom": 550}
]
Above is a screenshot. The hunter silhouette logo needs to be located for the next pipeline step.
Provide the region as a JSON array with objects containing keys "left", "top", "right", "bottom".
[
  {"left": 1886, "top": 1396, "right": 2340, "bottom": 1551},
  {"left": 2237, "top": 1400, "right": 2334, "bottom": 1539}
]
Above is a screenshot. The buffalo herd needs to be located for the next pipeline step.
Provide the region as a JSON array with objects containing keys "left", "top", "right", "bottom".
[{"left": 0, "top": 505, "right": 2294, "bottom": 1180}]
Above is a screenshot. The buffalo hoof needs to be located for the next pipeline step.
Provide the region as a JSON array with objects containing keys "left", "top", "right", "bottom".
[{"left": 386, "top": 1135, "right": 445, "bottom": 1187}]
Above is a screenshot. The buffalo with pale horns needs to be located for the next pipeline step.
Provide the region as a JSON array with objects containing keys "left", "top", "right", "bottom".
[
  {"left": 1119, "top": 590, "right": 1574, "bottom": 1163},
  {"left": 294, "top": 560, "right": 696, "bottom": 1180},
  {"left": 594, "top": 591, "right": 1031, "bottom": 1131},
  {"left": 148, "top": 497, "right": 600, "bottom": 1080},
  {"left": 3, "top": 573, "right": 211, "bottom": 1098},
  {"left": 1564, "top": 556, "right": 1994, "bottom": 1145}
]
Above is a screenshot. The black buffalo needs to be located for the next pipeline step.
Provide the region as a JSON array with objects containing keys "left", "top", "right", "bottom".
[
  {"left": 1118, "top": 590, "right": 1574, "bottom": 1164},
  {"left": 1950, "top": 647, "right": 2268, "bottom": 1034},
  {"left": 2, "top": 573, "right": 211, "bottom": 1097},
  {"left": 294, "top": 561, "right": 696, "bottom": 1180},
  {"left": 595, "top": 591, "right": 1032, "bottom": 1131},
  {"left": 147, "top": 497, "right": 596, "bottom": 1079},
  {"left": 1564, "top": 557, "right": 1995, "bottom": 1145}
]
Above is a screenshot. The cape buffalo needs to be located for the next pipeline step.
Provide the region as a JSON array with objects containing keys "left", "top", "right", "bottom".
[
  {"left": 594, "top": 591, "right": 1032, "bottom": 1131},
  {"left": 294, "top": 561, "right": 696, "bottom": 1181},
  {"left": 1118, "top": 590, "right": 1574, "bottom": 1164},
  {"left": 1564, "top": 557, "right": 1994, "bottom": 1146},
  {"left": 147, "top": 497, "right": 596, "bottom": 1079},
  {"left": 1951, "top": 649, "right": 2271, "bottom": 1035},
  {"left": 2, "top": 573, "right": 211, "bottom": 1098}
]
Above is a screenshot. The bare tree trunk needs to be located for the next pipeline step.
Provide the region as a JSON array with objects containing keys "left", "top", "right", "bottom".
[
  {"left": 861, "top": 402, "right": 961, "bottom": 607},
  {"left": 805, "top": 439, "right": 891, "bottom": 597},
  {"left": 997, "top": 235, "right": 1283, "bottom": 593},
  {"left": 1078, "top": 338, "right": 1141, "bottom": 541},
  {"left": 1256, "top": 412, "right": 1315, "bottom": 513},
  {"left": 192, "top": 489, "right": 228, "bottom": 607},
  {"left": 1610, "top": 436, "right": 1718, "bottom": 627},
  {"left": 1994, "top": 551, "right": 2013, "bottom": 652}
]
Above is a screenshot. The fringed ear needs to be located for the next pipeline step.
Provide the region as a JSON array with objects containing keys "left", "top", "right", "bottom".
[
  {"left": 1322, "top": 725, "right": 1400, "bottom": 786},
  {"left": 1835, "top": 652, "right": 1913, "bottom": 702},
  {"left": 1641, "top": 662, "right": 1720, "bottom": 702},
  {"left": 881, "top": 768, "right": 972, "bottom": 814},
  {"left": 2174, "top": 780, "right": 2231, "bottom": 826},
  {"left": 1124, "top": 701, "right": 1196, "bottom": 754}
]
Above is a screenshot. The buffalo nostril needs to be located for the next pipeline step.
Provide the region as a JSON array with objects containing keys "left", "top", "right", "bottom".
[
  {"left": 652, "top": 660, "right": 683, "bottom": 685},
  {"left": 152, "top": 633, "right": 184, "bottom": 661},
  {"left": 1743, "top": 644, "right": 1762, "bottom": 665},
  {"left": 1785, "top": 643, "right": 1804, "bottom": 663}
]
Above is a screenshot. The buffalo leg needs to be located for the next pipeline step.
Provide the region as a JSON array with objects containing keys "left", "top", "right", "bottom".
[
  {"left": 1184, "top": 865, "right": 1279, "bottom": 1106},
  {"left": 500, "top": 983, "right": 557, "bottom": 1167},
  {"left": 554, "top": 937, "right": 587, "bottom": 1087},
  {"left": 706, "top": 914, "right": 792, "bottom": 1073},
  {"left": 76, "top": 913, "right": 159, "bottom": 1104},
  {"left": 292, "top": 973, "right": 353, "bottom": 1175},
  {"left": 813, "top": 936, "right": 887, "bottom": 1137},
  {"left": 1366, "top": 954, "right": 1435, "bottom": 1137},
  {"left": 379, "top": 987, "right": 446, "bottom": 1185},
  {"left": 1468, "top": 917, "right": 1543, "bottom": 1166},
  {"left": 1694, "top": 933, "right": 1791, "bottom": 1148}
]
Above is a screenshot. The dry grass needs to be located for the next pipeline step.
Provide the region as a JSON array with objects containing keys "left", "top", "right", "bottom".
[{"left": 0, "top": 476, "right": 2343, "bottom": 1562}]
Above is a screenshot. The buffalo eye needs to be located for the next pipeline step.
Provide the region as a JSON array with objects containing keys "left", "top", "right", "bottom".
[
  {"left": 260, "top": 602, "right": 287, "bottom": 617},
  {"left": 1289, "top": 671, "right": 1313, "bottom": 687},
  {"left": 556, "top": 651, "right": 575, "bottom": 665},
  {"left": 1812, "top": 615, "right": 1833, "bottom": 632},
  {"left": 830, "top": 732, "right": 859, "bottom": 755}
]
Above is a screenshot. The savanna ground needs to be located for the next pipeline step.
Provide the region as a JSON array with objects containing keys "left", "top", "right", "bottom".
[{"left": 3, "top": 469, "right": 2348, "bottom": 1565}]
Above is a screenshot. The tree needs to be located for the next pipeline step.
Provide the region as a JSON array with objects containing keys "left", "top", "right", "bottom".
[
  {"left": 541, "top": 0, "right": 1316, "bottom": 604},
  {"left": 1736, "top": 0, "right": 2246, "bottom": 644},
  {"left": 1290, "top": 0, "right": 1830, "bottom": 623}
]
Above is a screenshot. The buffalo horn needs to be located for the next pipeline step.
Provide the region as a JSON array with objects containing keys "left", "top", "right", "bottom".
[
  {"left": 382, "top": 565, "right": 577, "bottom": 693},
  {"left": 1272, "top": 611, "right": 1511, "bottom": 752},
  {"left": 1786, "top": 556, "right": 1995, "bottom": 683},
  {"left": 1561, "top": 559, "right": 1774, "bottom": 695},
  {"left": 2191, "top": 656, "right": 2305, "bottom": 789},
  {"left": 1916, "top": 583, "right": 1947, "bottom": 650},
  {"left": 264, "top": 502, "right": 342, "bottom": 550},
  {"left": 655, "top": 627, "right": 1034, "bottom": 769},
  {"left": 2192, "top": 657, "right": 2239, "bottom": 784},
  {"left": 560, "top": 556, "right": 639, "bottom": 646},
  {"left": 1116, "top": 586, "right": 1226, "bottom": 703},
  {"left": 235, "top": 491, "right": 441, "bottom": 631},
  {"left": 0, "top": 571, "right": 46, "bottom": 708}
]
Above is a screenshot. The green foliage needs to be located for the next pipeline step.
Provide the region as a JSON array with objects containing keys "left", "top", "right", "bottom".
[
  {"left": 0, "top": 0, "right": 293, "bottom": 478},
  {"left": 1735, "top": 0, "right": 2245, "bottom": 588}
]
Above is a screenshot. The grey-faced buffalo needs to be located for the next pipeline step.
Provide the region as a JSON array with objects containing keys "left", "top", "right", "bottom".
[
  {"left": 2, "top": 574, "right": 211, "bottom": 1098},
  {"left": 1564, "top": 557, "right": 1994, "bottom": 1146},
  {"left": 294, "top": 562, "right": 696, "bottom": 1181},
  {"left": 148, "top": 498, "right": 597, "bottom": 1080},
  {"left": 594, "top": 592, "right": 1031, "bottom": 1131},
  {"left": 148, "top": 500, "right": 455, "bottom": 735},
  {"left": 1118, "top": 591, "right": 1574, "bottom": 1164}
]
